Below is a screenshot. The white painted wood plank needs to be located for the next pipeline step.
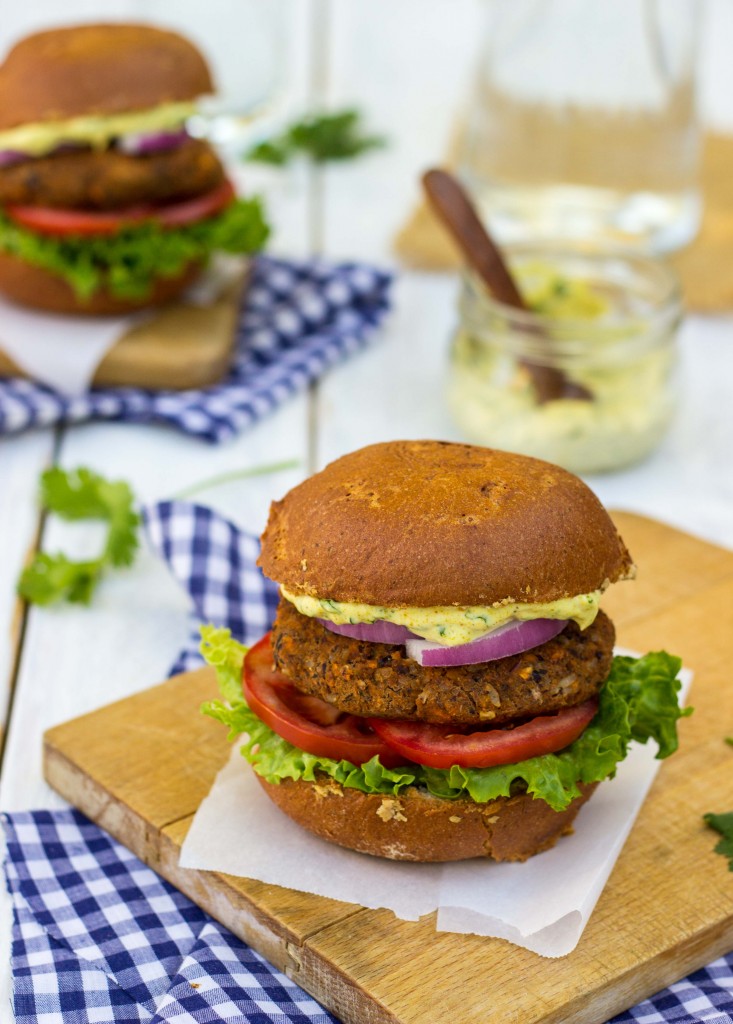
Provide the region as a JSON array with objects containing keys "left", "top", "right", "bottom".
[
  {"left": 0, "top": 432, "right": 55, "bottom": 714},
  {"left": 314, "top": 1, "right": 481, "bottom": 473},
  {"left": 0, "top": 431, "right": 55, "bottom": 1020},
  {"left": 320, "top": 0, "right": 484, "bottom": 262},
  {"left": 316, "top": 272, "right": 461, "bottom": 465}
]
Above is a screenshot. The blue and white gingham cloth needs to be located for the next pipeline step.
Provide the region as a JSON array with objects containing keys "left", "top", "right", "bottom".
[
  {"left": 0, "top": 255, "right": 392, "bottom": 443},
  {"left": 4, "top": 810, "right": 339, "bottom": 1024},
  {"left": 143, "top": 499, "right": 280, "bottom": 676},
  {"left": 5, "top": 500, "right": 733, "bottom": 1023}
]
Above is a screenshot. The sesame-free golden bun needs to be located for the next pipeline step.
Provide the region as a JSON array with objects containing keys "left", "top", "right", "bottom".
[
  {"left": 258, "top": 440, "right": 635, "bottom": 608},
  {"left": 258, "top": 775, "right": 598, "bottom": 862},
  {"left": 0, "top": 251, "right": 200, "bottom": 315},
  {"left": 0, "top": 23, "right": 214, "bottom": 131}
]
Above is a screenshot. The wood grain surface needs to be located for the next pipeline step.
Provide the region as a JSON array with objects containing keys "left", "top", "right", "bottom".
[{"left": 42, "top": 512, "right": 733, "bottom": 1024}]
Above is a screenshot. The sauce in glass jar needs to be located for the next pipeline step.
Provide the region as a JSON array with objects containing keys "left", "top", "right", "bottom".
[{"left": 448, "top": 242, "right": 682, "bottom": 474}]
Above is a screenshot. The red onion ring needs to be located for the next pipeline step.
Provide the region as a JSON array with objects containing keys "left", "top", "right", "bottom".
[
  {"left": 117, "top": 129, "right": 189, "bottom": 155},
  {"left": 318, "top": 619, "right": 417, "bottom": 644},
  {"left": 405, "top": 618, "right": 568, "bottom": 667},
  {"left": 0, "top": 150, "right": 27, "bottom": 168}
]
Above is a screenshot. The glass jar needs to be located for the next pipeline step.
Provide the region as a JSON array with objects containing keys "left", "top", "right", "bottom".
[{"left": 447, "top": 242, "right": 682, "bottom": 474}]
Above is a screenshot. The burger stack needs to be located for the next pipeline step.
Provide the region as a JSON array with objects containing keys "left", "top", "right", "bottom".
[
  {"left": 0, "top": 23, "right": 268, "bottom": 315},
  {"left": 204, "top": 441, "right": 689, "bottom": 862}
]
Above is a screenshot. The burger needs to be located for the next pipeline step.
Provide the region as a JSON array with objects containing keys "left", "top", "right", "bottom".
[
  {"left": 202, "top": 441, "right": 688, "bottom": 862},
  {"left": 0, "top": 23, "right": 268, "bottom": 315}
]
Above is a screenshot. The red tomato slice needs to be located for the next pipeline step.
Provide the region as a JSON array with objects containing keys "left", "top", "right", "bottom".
[
  {"left": 368, "top": 699, "right": 598, "bottom": 770},
  {"left": 5, "top": 179, "right": 236, "bottom": 237},
  {"left": 153, "top": 179, "right": 235, "bottom": 228},
  {"left": 243, "top": 633, "right": 409, "bottom": 769},
  {"left": 5, "top": 203, "right": 153, "bottom": 236}
]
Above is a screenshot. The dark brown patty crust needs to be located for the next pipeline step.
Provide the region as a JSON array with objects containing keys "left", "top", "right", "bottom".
[
  {"left": 271, "top": 599, "right": 615, "bottom": 725},
  {"left": 0, "top": 139, "right": 224, "bottom": 210}
]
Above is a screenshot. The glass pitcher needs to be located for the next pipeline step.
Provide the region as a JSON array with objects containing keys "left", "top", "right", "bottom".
[{"left": 458, "top": 0, "right": 703, "bottom": 252}]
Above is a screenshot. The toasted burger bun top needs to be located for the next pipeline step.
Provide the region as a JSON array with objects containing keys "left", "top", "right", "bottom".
[
  {"left": 0, "top": 23, "right": 214, "bottom": 131},
  {"left": 258, "top": 440, "right": 635, "bottom": 608}
]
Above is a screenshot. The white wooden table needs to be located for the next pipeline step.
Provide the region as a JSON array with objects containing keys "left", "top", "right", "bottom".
[{"left": 1, "top": 0, "right": 732, "bottom": 1015}]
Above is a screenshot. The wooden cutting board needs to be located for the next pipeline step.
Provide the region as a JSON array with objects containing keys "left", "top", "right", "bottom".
[
  {"left": 0, "top": 270, "right": 246, "bottom": 391},
  {"left": 42, "top": 512, "right": 733, "bottom": 1024}
]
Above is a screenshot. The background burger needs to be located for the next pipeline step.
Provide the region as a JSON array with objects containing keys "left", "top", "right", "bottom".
[
  {"left": 203, "top": 441, "right": 689, "bottom": 862},
  {"left": 0, "top": 23, "right": 268, "bottom": 315}
]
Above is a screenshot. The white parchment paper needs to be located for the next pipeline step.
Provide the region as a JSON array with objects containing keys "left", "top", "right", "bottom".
[
  {"left": 180, "top": 661, "right": 693, "bottom": 957},
  {"left": 0, "top": 257, "right": 243, "bottom": 396},
  {"left": 0, "top": 296, "right": 136, "bottom": 395}
]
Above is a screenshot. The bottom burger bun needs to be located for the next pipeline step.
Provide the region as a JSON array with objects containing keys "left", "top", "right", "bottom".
[
  {"left": 257, "top": 775, "right": 598, "bottom": 863},
  {"left": 0, "top": 251, "right": 201, "bottom": 315}
]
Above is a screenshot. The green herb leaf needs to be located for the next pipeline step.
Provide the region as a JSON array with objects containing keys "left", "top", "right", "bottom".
[
  {"left": 245, "top": 139, "right": 291, "bottom": 166},
  {"left": 200, "top": 632, "right": 690, "bottom": 811},
  {"left": 246, "top": 109, "right": 385, "bottom": 166},
  {"left": 0, "top": 195, "right": 269, "bottom": 301},
  {"left": 17, "top": 553, "right": 102, "bottom": 606},
  {"left": 18, "top": 467, "right": 140, "bottom": 606},
  {"left": 703, "top": 812, "right": 733, "bottom": 870}
]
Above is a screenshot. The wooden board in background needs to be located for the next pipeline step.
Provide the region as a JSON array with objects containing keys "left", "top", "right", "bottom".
[
  {"left": 0, "top": 272, "right": 246, "bottom": 391},
  {"left": 43, "top": 512, "right": 733, "bottom": 1024}
]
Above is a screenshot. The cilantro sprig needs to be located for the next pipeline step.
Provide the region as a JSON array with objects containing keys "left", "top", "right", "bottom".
[
  {"left": 18, "top": 467, "right": 140, "bottom": 606},
  {"left": 246, "top": 109, "right": 385, "bottom": 166},
  {"left": 703, "top": 812, "right": 733, "bottom": 871}
]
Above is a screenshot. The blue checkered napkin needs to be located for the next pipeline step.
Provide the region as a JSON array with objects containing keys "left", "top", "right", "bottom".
[
  {"left": 142, "top": 500, "right": 279, "bottom": 675},
  {"left": 0, "top": 255, "right": 392, "bottom": 443},
  {"left": 5, "top": 810, "right": 340, "bottom": 1024},
  {"left": 141, "top": 499, "right": 733, "bottom": 1024},
  {"left": 608, "top": 963, "right": 733, "bottom": 1024}
]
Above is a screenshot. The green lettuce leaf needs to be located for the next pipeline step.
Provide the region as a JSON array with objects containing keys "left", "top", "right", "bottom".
[
  {"left": 0, "top": 195, "right": 269, "bottom": 300},
  {"left": 200, "top": 627, "right": 691, "bottom": 812}
]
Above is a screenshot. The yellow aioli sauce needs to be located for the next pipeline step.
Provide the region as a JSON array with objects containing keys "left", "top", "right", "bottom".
[
  {"left": 281, "top": 585, "right": 602, "bottom": 646},
  {"left": 449, "top": 263, "right": 678, "bottom": 475},
  {"left": 0, "top": 101, "right": 197, "bottom": 156}
]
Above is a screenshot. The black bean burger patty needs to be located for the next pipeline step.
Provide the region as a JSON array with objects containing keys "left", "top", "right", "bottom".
[
  {"left": 0, "top": 139, "right": 224, "bottom": 210},
  {"left": 271, "top": 598, "right": 615, "bottom": 726}
]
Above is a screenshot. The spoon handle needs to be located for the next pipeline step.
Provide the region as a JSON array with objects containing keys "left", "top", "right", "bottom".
[
  {"left": 423, "top": 169, "right": 526, "bottom": 310},
  {"left": 422, "top": 169, "right": 591, "bottom": 405}
]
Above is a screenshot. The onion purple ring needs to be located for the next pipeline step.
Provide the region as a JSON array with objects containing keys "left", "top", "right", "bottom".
[{"left": 404, "top": 618, "right": 568, "bottom": 667}]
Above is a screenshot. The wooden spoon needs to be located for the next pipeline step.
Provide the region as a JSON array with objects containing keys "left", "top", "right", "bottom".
[{"left": 422, "top": 168, "right": 591, "bottom": 404}]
